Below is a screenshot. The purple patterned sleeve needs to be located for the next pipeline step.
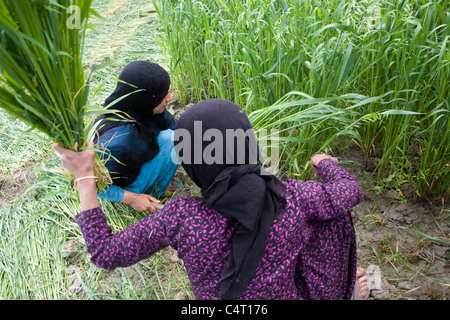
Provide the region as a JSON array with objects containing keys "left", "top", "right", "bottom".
[
  {"left": 75, "top": 205, "right": 176, "bottom": 270},
  {"left": 319, "top": 159, "right": 363, "bottom": 210},
  {"left": 295, "top": 159, "right": 363, "bottom": 221}
]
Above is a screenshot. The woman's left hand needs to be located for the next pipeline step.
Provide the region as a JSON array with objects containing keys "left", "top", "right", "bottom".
[
  {"left": 53, "top": 141, "right": 96, "bottom": 179},
  {"left": 122, "top": 191, "right": 160, "bottom": 213},
  {"left": 53, "top": 141, "right": 100, "bottom": 211}
]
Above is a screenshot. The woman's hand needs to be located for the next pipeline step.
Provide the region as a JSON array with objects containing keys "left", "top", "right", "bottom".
[
  {"left": 53, "top": 141, "right": 96, "bottom": 179},
  {"left": 311, "top": 153, "right": 332, "bottom": 175},
  {"left": 122, "top": 191, "right": 161, "bottom": 213},
  {"left": 53, "top": 141, "right": 99, "bottom": 211}
]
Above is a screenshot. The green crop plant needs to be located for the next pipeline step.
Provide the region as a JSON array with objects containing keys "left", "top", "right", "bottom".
[
  {"left": 154, "top": 0, "right": 449, "bottom": 200},
  {"left": 0, "top": 0, "right": 112, "bottom": 193}
]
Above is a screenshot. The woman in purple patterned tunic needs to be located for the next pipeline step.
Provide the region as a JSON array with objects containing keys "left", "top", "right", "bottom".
[{"left": 54, "top": 99, "right": 364, "bottom": 300}]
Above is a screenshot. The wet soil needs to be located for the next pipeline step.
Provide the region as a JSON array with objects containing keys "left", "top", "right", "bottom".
[{"left": 341, "top": 143, "right": 449, "bottom": 300}]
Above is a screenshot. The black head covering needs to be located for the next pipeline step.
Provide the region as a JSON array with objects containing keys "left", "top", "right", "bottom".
[
  {"left": 93, "top": 61, "right": 171, "bottom": 187},
  {"left": 174, "top": 99, "right": 285, "bottom": 299}
]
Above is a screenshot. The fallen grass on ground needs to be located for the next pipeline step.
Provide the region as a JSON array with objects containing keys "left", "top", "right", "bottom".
[{"left": 0, "top": 111, "right": 52, "bottom": 176}]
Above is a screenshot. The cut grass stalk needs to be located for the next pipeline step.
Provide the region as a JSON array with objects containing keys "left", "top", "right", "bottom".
[{"left": 0, "top": 0, "right": 111, "bottom": 193}]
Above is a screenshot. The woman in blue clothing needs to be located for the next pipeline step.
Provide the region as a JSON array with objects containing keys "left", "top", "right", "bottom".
[{"left": 93, "top": 61, "right": 180, "bottom": 212}]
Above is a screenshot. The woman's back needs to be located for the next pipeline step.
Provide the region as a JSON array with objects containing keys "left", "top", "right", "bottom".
[{"left": 76, "top": 159, "right": 362, "bottom": 300}]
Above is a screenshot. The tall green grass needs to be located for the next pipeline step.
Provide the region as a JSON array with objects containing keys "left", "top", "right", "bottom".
[
  {"left": 0, "top": 0, "right": 92, "bottom": 149},
  {"left": 154, "top": 0, "right": 449, "bottom": 200}
]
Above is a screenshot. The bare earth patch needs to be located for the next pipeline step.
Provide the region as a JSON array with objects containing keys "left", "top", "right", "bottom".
[
  {"left": 342, "top": 144, "right": 449, "bottom": 300},
  {"left": 0, "top": 166, "right": 37, "bottom": 206}
]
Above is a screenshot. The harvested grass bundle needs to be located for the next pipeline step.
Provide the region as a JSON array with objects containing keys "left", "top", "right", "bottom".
[{"left": 0, "top": 0, "right": 111, "bottom": 192}]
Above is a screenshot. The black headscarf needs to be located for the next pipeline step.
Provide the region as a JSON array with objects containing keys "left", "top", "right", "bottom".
[
  {"left": 174, "top": 99, "right": 285, "bottom": 299},
  {"left": 93, "top": 61, "right": 171, "bottom": 187}
]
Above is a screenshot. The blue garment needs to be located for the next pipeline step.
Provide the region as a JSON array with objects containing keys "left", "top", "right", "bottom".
[{"left": 97, "top": 123, "right": 179, "bottom": 202}]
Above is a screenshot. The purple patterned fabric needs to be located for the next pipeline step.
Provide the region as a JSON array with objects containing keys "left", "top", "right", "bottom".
[{"left": 75, "top": 159, "right": 363, "bottom": 300}]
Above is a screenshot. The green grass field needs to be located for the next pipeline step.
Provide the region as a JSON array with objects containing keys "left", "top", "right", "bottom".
[{"left": 154, "top": 0, "right": 449, "bottom": 200}]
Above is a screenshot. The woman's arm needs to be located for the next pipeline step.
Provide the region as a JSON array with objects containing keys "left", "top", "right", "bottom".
[
  {"left": 54, "top": 142, "right": 160, "bottom": 213},
  {"left": 75, "top": 206, "right": 171, "bottom": 270},
  {"left": 98, "top": 183, "right": 160, "bottom": 213},
  {"left": 53, "top": 142, "right": 99, "bottom": 211},
  {"left": 298, "top": 154, "right": 363, "bottom": 221},
  {"left": 317, "top": 159, "right": 363, "bottom": 211},
  {"left": 53, "top": 142, "right": 172, "bottom": 269}
]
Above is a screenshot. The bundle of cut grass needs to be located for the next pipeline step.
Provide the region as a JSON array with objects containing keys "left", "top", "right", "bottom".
[{"left": 0, "top": 0, "right": 111, "bottom": 192}]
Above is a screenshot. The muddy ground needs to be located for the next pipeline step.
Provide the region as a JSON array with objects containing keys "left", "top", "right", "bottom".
[
  {"left": 0, "top": 167, "right": 37, "bottom": 207},
  {"left": 341, "top": 143, "right": 449, "bottom": 300}
]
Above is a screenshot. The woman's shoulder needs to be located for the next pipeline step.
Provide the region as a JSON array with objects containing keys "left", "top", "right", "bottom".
[
  {"left": 164, "top": 196, "right": 203, "bottom": 208},
  {"left": 281, "top": 178, "right": 318, "bottom": 191},
  {"left": 98, "top": 123, "right": 139, "bottom": 148},
  {"left": 154, "top": 196, "right": 232, "bottom": 237},
  {"left": 160, "top": 196, "right": 232, "bottom": 223},
  {"left": 100, "top": 123, "right": 136, "bottom": 138},
  {"left": 280, "top": 178, "right": 323, "bottom": 203}
]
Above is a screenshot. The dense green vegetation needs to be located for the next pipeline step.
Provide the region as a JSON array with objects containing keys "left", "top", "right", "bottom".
[
  {"left": 154, "top": 0, "right": 449, "bottom": 200},
  {"left": 0, "top": 0, "right": 92, "bottom": 150}
]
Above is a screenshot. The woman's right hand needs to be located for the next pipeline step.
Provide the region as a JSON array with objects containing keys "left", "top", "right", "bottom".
[
  {"left": 53, "top": 141, "right": 99, "bottom": 211},
  {"left": 311, "top": 153, "right": 332, "bottom": 167},
  {"left": 122, "top": 191, "right": 161, "bottom": 213},
  {"left": 311, "top": 153, "right": 332, "bottom": 175}
]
